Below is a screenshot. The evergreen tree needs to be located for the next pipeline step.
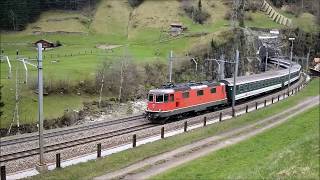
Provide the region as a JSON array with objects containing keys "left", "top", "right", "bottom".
[
  {"left": 198, "top": 0, "right": 202, "bottom": 12},
  {"left": 0, "top": 85, "right": 4, "bottom": 117},
  {"left": 128, "top": 0, "right": 144, "bottom": 7}
]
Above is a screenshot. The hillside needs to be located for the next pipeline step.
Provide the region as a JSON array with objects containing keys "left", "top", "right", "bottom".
[{"left": 0, "top": 0, "right": 319, "bottom": 131}]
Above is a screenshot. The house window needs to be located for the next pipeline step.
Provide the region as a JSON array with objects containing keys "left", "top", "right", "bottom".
[
  {"left": 210, "top": 88, "right": 216, "bottom": 94},
  {"left": 197, "top": 90, "right": 204, "bottom": 96},
  {"left": 182, "top": 92, "right": 189, "bottom": 98}
]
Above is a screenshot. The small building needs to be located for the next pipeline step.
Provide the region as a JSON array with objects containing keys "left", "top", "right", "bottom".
[
  {"left": 310, "top": 58, "right": 320, "bottom": 77},
  {"left": 34, "top": 39, "right": 55, "bottom": 48},
  {"left": 169, "top": 23, "right": 187, "bottom": 36}
]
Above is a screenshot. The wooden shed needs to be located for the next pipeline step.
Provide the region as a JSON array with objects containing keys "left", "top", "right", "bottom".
[
  {"left": 34, "top": 39, "right": 55, "bottom": 48},
  {"left": 169, "top": 23, "right": 187, "bottom": 36}
]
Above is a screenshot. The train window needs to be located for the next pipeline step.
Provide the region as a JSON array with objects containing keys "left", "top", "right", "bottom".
[
  {"left": 197, "top": 90, "right": 204, "bottom": 96},
  {"left": 240, "top": 85, "right": 244, "bottom": 92},
  {"left": 210, "top": 88, "right": 216, "bottom": 94},
  {"left": 164, "top": 94, "right": 169, "bottom": 102},
  {"left": 148, "top": 94, "right": 154, "bottom": 102},
  {"left": 182, "top": 92, "right": 189, "bottom": 98},
  {"left": 156, "top": 95, "right": 164, "bottom": 102},
  {"left": 170, "top": 94, "right": 174, "bottom": 102}
]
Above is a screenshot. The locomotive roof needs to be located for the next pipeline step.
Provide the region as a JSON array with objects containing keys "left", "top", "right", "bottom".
[{"left": 149, "top": 81, "right": 220, "bottom": 94}]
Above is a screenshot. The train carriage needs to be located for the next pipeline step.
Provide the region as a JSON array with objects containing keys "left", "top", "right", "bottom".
[
  {"left": 220, "top": 59, "right": 301, "bottom": 102},
  {"left": 146, "top": 81, "right": 228, "bottom": 122}
]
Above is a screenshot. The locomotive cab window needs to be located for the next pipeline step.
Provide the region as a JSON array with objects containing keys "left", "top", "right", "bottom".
[
  {"left": 170, "top": 94, "right": 174, "bottom": 102},
  {"left": 210, "top": 88, "right": 216, "bottom": 94},
  {"left": 197, "top": 90, "right": 204, "bottom": 96},
  {"left": 156, "top": 95, "right": 164, "bottom": 102},
  {"left": 148, "top": 94, "right": 154, "bottom": 102},
  {"left": 182, "top": 92, "right": 189, "bottom": 98},
  {"left": 164, "top": 94, "right": 169, "bottom": 102}
]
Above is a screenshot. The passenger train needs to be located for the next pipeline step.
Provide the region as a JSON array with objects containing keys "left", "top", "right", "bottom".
[{"left": 145, "top": 58, "right": 301, "bottom": 123}]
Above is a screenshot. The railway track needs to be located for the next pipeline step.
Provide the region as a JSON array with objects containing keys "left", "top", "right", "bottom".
[
  {"left": 0, "top": 114, "right": 145, "bottom": 146},
  {"left": 0, "top": 122, "right": 157, "bottom": 162}
]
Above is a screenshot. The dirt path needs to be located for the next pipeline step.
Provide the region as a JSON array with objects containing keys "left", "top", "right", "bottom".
[{"left": 94, "top": 96, "right": 319, "bottom": 180}]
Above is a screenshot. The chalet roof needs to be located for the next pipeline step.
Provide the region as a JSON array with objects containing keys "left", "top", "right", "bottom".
[
  {"left": 34, "top": 39, "right": 54, "bottom": 44},
  {"left": 170, "top": 23, "right": 183, "bottom": 27}
]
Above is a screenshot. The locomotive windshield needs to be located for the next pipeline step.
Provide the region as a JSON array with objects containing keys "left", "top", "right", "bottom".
[
  {"left": 164, "top": 94, "right": 169, "bottom": 102},
  {"left": 156, "top": 95, "right": 164, "bottom": 102},
  {"left": 148, "top": 94, "right": 154, "bottom": 102}
]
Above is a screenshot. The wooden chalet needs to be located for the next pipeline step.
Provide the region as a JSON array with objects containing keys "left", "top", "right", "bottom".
[{"left": 34, "top": 39, "right": 55, "bottom": 48}]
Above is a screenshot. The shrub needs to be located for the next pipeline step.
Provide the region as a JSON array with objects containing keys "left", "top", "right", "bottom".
[
  {"left": 128, "top": 0, "right": 143, "bottom": 7},
  {"left": 194, "top": 9, "right": 210, "bottom": 24},
  {"left": 0, "top": 85, "right": 4, "bottom": 117},
  {"left": 55, "top": 40, "right": 62, "bottom": 47},
  {"left": 224, "top": 10, "right": 232, "bottom": 20},
  {"left": 246, "top": 1, "right": 261, "bottom": 12},
  {"left": 182, "top": 4, "right": 210, "bottom": 24},
  {"left": 244, "top": 13, "right": 253, "bottom": 21}
]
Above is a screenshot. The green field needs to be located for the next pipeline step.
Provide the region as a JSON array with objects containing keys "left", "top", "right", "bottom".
[
  {"left": 0, "top": 0, "right": 231, "bottom": 128},
  {"left": 153, "top": 106, "right": 319, "bottom": 180},
  {"left": 29, "top": 78, "right": 319, "bottom": 180}
]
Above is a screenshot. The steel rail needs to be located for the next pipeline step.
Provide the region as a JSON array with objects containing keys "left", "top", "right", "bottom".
[
  {"left": 0, "top": 123, "right": 157, "bottom": 162},
  {"left": 0, "top": 114, "right": 145, "bottom": 146}
]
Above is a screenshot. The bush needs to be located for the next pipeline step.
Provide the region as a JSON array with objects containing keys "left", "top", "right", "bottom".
[
  {"left": 283, "top": 5, "right": 301, "bottom": 17},
  {"left": 194, "top": 9, "right": 210, "bottom": 24},
  {"left": 55, "top": 40, "right": 62, "bottom": 47},
  {"left": 246, "top": 1, "right": 261, "bottom": 12},
  {"left": 96, "top": 60, "right": 143, "bottom": 102},
  {"left": 128, "top": 0, "right": 143, "bottom": 7},
  {"left": 224, "top": 10, "right": 232, "bottom": 20},
  {"left": 244, "top": 13, "right": 253, "bottom": 21},
  {"left": 182, "top": 5, "right": 210, "bottom": 24}
]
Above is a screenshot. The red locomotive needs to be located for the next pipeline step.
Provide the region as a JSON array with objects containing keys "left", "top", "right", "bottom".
[{"left": 145, "top": 81, "right": 228, "bottom": 123}]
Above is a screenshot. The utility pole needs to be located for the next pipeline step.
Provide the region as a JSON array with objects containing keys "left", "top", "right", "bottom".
[
  {"left": 232, "top": 50, "right": 239, "bottom": 113},
  {"left": 14, "top": 62, "right": 20, "bottom": 131},
  {"left": 16, "top": 50, "right": 20, "bottom": 129},
  {"left": 288, "top": 38, "right": 295, "bottom": 94},
  {"left": 119, "top": 61, "right": 124, "bottom": 103},
  {"left": 220, "top": 54, "right": 225, "bottom": 80},
  {"left": 36, "top": 43, "right": 47, "bottom": 172},
  {"left": 98, "top": 73, "right": 105, "bottom": 108},
  {"left": 169, "top": 50, "right": 173, "bottom": 82},
  {"left": 265, "top": 48, "right": 268, "bottom": 71},
  {"left": 306, "top": 47, "right": 310, "bottom": 73}
]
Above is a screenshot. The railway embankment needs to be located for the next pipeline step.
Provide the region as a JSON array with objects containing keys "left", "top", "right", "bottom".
[
  {"left": 25, "top": 78, "right": 319, "bottom": 180},
  {"left": 99, "top": 96, "right": 319, "bottom": 180}
]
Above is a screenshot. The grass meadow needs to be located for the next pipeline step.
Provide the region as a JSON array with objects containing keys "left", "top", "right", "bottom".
[
  {"left": 0, "top": 0, "right": 231, "bottom": 128},
  {"left": 153, "top": 106, "right": 319, "bottom": 180}
]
